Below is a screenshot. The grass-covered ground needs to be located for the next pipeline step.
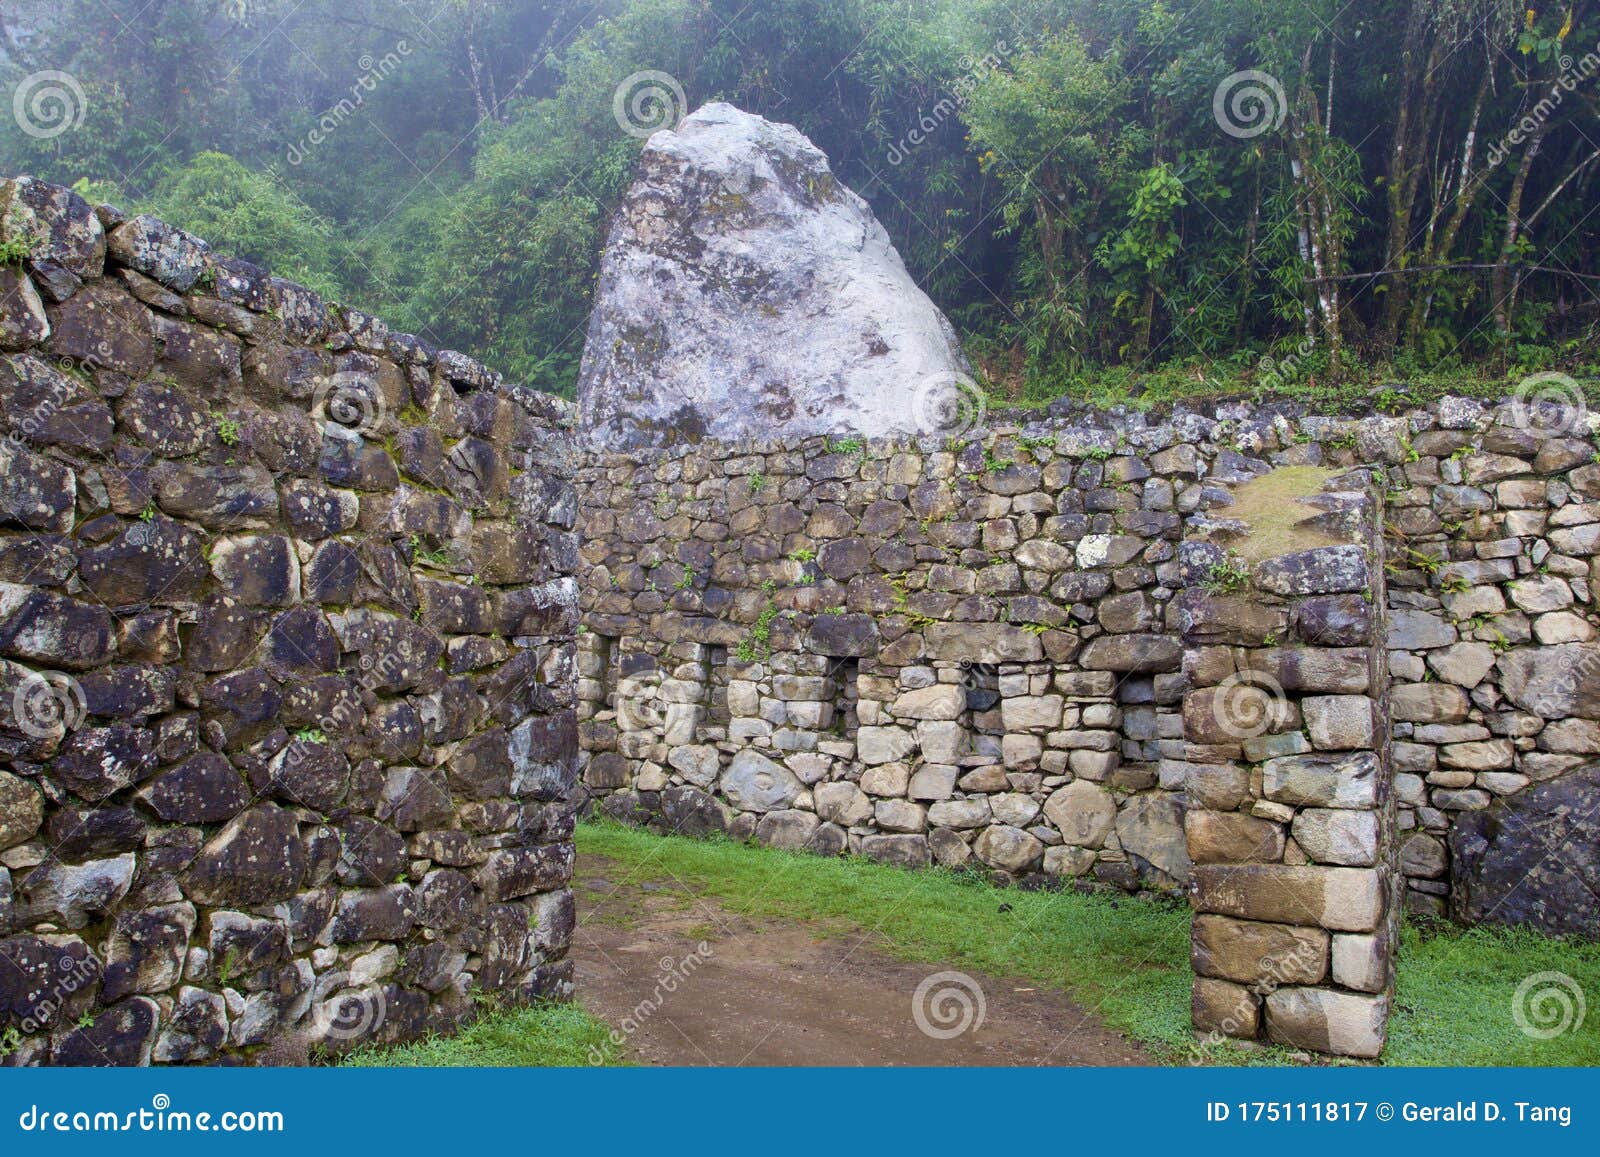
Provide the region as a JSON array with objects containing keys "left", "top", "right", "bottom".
[
  {"left": 345, "top": 820, "right": 1599, "bottom": 1066},
  {"left": 343, "top": 1002, "right": 621, "bottom": 1067},
  {"left": 575, "top": 821, "right": 1600, "bottom": 1067}
]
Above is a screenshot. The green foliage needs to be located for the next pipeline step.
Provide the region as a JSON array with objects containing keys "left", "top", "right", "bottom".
[
  {"left": 144, "top": 153, "right": 347, "bottom": 300},
  {"left": 1202, "top": 553, "right": 1251, "bottom": 594},
  {"left": 344, "top": 1001, "right": 623, "bottom": 1067},
  {"left": 1386, "top": 921, "right": 1600, "bottom": 1066},
  {"left": 408, "top": 534, "right": 450, "bottom": 567},
  {"left": 10, "top": 0, "right": 1597, "bottom": 402},
  {"left": 735, "top": 597, "right": 782, "bottom": 664},
  {"left": 0, "top": 198, "right": 37, "bottom": 264}
]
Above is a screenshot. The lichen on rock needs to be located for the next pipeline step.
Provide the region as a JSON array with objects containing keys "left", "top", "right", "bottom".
[{"left": 577, "top": 103, "right": 971, "bottom": 448}]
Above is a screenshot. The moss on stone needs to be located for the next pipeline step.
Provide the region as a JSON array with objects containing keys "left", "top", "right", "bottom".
[{"left": 1224, "top": 465, "right": 1346, "bottom": 561}]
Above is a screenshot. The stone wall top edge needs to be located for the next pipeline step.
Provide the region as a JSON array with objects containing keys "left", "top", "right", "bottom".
[
  {"left": 4, "top": 172, "right": 576, "bottom": 433},
  {"left": 576, "top": 393, "right": 1565, "bottom": 465}
]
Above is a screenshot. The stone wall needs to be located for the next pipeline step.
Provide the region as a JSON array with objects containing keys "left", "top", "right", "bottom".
[
  {"left": 575, "top": 396, "right": 1600, "bottom": 926},
  {"left": 578, "top": 424, "right": 1200, "bottom": 888},
  {"left": 1182, "top": 478, "right": 1396, "bottom": 1058},
  {"left": 0, "top": 176, "right": 579, "bottom": 1065}
]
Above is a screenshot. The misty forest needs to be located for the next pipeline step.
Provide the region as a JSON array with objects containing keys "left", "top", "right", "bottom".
[{"left": 4, "top": 0, "right": 1598, "bottom": 406}]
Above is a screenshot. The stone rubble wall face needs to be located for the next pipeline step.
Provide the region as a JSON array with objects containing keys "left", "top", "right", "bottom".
[
  {"left": 576, "top": 400, "right": 1600, "bottom": 920},
  {"left": 1181, "top": 484, "right": 1395, "bottom": 1058},
  {"left": 0, "top": 176, "right": 579, "bottom": 1066}
]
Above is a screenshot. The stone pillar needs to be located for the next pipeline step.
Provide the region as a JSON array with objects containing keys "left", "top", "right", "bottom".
[{"left": 1178, "top": 474, "right": 1395, "bottom": 1058}]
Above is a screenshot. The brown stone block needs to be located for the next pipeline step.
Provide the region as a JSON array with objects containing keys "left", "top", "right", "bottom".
[
  {"left": 1185, "top": 811, "right": 1285, "bottom": 863},
  {"left": 1264, "top": 987, "right": 1388, "bottom": 1058},
  {"left": 1191, "top": 864, "right": 1385, "bottom": 932},
  {"left": 1183, "top": 761, "right": 1251, "bottom": 810},
  {"left": 1192, "top": 914, "right": 1328, "bottom": 984},
  {"left": 1183, "top": 686, "right": 1295, "bottom": 745},
  {"left": 1192, "top": 976, "right": 1259, "bottom": 1039}
]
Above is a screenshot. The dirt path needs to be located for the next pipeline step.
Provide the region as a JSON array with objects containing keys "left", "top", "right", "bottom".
[{"left": 572, "top": 851, "right": 1152, "bottom": 1067}]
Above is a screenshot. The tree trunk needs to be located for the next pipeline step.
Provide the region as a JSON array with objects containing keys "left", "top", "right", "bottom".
[{"left": 1491, "top": 123, "right": 1548, "bottom": 341}]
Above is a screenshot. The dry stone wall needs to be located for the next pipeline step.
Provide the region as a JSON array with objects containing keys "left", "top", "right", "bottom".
[
  {"left": 1181, "top": 480, "right": 1396, "bottom": 1058},
  {"left": 576, "top": 396, "right": 1600, "bottom": 933},
  {"left": 0, "top": 176, "right": 579, "bottom": 1066},
  {"left": 578, "top": 423, "right": 1204, "bottom": 890}
]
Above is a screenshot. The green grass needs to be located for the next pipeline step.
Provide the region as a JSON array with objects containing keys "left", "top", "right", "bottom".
[
  {"left": 978, "top": 349, "right": 1600, "bottom": 417},
  {"left": 343, "top": 1001, "right": 622, "bottom": 1067},
  {"left": 1388, "top": 921, "right": 1600, "bottom": 1066},
  {"left": 578, "top": 820, "right": 1600, "bottom": 1067}
]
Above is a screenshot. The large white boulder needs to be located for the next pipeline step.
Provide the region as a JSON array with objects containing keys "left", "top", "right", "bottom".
[{"left": 577, "top": 103, "right": 972, "bottom": 447}]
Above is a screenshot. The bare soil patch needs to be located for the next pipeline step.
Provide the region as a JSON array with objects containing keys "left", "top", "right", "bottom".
[{"left": 573, "top": 851, "right": 1152, "bottom": 1067}]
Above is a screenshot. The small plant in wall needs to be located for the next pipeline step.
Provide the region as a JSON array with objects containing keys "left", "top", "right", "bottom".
[
  {"left": 1202, "top": 553, "right": 1251, "bottom": 595},
  {"left": 1407, "top": 549, "right": 1442, "bottom": 576},
  {"left": 736, "top": 602, "right": 782, "bottom": 663},
  {"left": 735, "top": 579, "right": 784, "bottom": 662},
  {"left": 748, "top": 472, "right": 766, "bottom": 493},
  {"left": 0, "top": 200, "right": 40, "bottom": 266},
  {"left": 408, "top": 534, "right": 450, "bottom": 566}
]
